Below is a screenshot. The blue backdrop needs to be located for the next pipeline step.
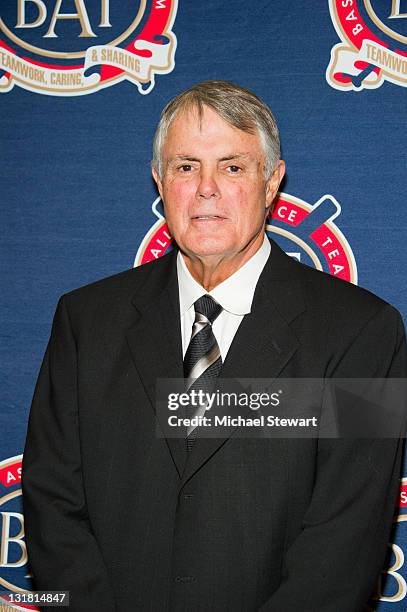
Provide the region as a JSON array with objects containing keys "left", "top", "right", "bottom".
[{"left": 1, "top": 1, "right": 406, "bottom": 609}]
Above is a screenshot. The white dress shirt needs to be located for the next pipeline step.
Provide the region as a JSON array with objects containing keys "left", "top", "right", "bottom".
[{"left": 177, "top": 235, "right": 271, "bottom": 361}]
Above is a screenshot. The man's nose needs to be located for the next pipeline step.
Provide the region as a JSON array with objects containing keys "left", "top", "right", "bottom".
[{"left": 196, "top": 168, "right": 220, "bottom": 199}]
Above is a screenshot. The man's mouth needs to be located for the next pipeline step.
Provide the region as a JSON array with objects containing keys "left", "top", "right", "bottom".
[{"left": 191, "top": 215, "right": 226, "bottom": 220}]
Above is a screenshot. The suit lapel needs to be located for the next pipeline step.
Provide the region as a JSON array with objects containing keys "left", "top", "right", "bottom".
[
  {"left": 181, "top": 240, "right": 306, "bottom": 485},
  {"left": 125, "top": 250, "right": 187, "bottom": 477}
]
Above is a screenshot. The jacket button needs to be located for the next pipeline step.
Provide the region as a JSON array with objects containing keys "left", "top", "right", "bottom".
[{"left": 174, "top": 575, "right": 196, "bottom": 583}]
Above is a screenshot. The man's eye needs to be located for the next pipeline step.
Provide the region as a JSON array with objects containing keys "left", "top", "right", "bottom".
[
  {"left": 178, "top": 164, "right": 193, "bottom": 172},
  {"left": 227, "top": 165, "right": 242, "bottom": 173}
]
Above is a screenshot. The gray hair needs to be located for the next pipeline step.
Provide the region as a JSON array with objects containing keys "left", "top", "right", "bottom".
[{"left": 152, "top": 80, "right": 281, "bottom": 179}]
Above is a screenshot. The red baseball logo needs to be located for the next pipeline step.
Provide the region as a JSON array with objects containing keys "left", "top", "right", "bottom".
[
  {"left": 0, "top": 1, "right": 178, "bottom": 96},
  {"left": 327, "top": 0, "right": 407, "bottom": 91},
  {"left": 0, "top": 454, "right": 39, "bottom": 611}
]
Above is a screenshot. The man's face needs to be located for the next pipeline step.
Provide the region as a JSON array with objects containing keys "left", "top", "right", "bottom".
[{"left": 152, "top": 105, "right": 285, "bottom": 262}]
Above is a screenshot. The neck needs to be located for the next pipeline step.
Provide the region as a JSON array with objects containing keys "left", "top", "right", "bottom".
[{"left": 181, "top": 232, "right": 265, "bottom": 291}]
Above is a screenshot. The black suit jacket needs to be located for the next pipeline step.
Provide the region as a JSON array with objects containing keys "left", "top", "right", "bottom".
[{"left": 22, "top": 239, "right": 407, "bottom": 612}]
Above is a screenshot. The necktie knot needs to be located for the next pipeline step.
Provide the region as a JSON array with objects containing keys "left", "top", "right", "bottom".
[{"left": 194, "top": 295, "right": 222, "bottom": 324}]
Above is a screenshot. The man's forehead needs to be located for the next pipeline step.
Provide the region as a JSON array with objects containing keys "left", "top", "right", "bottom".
[
  {"left": 167, "top": 109, "right": 224, "bottom": 142},
  {"left": 167, "top": 152, "right": 260, "bottom": 163}
]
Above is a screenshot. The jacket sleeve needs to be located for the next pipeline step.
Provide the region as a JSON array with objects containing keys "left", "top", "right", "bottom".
[
  {"left": 22, "top": 296, "right": 116, "bottom": 612},
  {"left": 258, "top": 304, "right": 407, "bottom": 612}
]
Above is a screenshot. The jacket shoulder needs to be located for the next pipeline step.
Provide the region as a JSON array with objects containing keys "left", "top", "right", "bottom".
[
  {"left": 293, "top": 260, "right": 404, "bottom": 355},
  {"left": 64, "top": 253, "right": 172, "bottom": 303},
  {"left": 270, "top": 237, "right": 396, "bottom": 322},
  {"left": 56, "top": 252, "right": 175, "bottom": 329},
  {"left": 296, "top": 259, "right": 397, "bottom": 318}
]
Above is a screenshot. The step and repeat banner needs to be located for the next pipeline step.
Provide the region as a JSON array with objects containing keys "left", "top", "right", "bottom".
[{"left": 1, "top": 1, "right": 406, "bottom": 609}]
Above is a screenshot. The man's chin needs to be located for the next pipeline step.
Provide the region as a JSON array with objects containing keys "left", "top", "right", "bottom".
[{"left": 182, "top": 241, "right": 235, "bottom": 260}]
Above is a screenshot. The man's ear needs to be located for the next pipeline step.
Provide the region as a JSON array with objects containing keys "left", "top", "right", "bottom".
[
  {"left": 152, "top": 165, "right": 164, "bottom": 200},
  {"left": 265, "top": 160, "right": 286, "bottom": 211}
]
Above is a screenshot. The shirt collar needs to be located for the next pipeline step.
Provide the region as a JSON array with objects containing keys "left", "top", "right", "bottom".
[{"left": 177, "top": 234, "right": 271, "bottom": 316}]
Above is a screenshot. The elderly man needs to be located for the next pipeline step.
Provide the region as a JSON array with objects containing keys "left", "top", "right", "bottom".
[{"left": 23, "top": 81, "right": 406, "bottom": 612}]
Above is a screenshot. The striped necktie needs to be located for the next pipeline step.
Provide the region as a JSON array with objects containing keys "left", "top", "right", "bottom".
[{"left": 183, "top": 295, "right": 223, "bottom": 451}]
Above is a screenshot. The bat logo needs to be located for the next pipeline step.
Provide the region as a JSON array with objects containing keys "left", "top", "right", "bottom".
[
  {"left": 0, "top": 454, "right": 37, "bottom": 610},
  {"left": 327, "top": 0, "right": 407, "bottom": 91},
  {"left": 0, "top": 1, "right": 178, "bottom": 96}
]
